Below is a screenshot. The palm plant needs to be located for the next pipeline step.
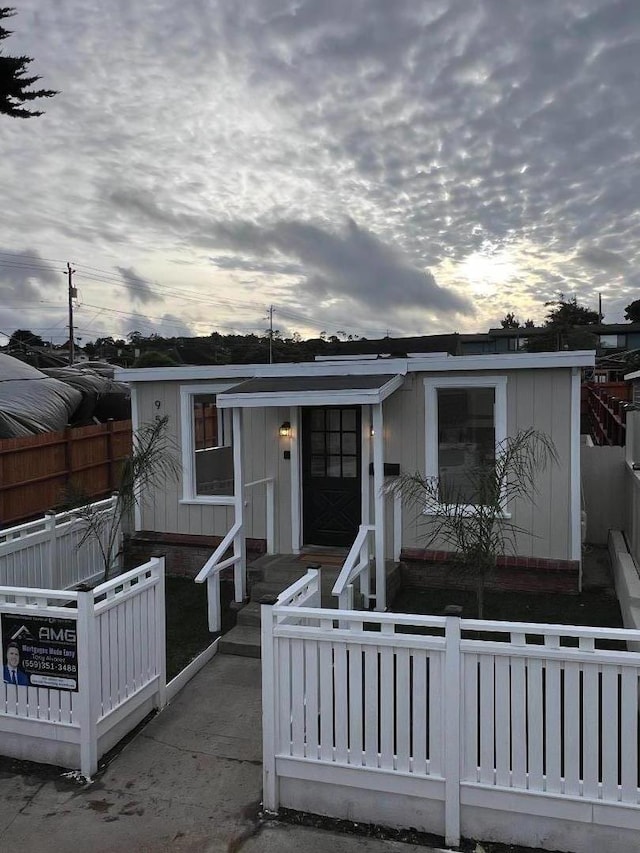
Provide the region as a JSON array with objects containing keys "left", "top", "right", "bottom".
[
  {"left": 70, "top": 416, "right": 180, "bottom": 582},
  {"left": 390, "top": 428, "right": 558, "bottom": 618}
]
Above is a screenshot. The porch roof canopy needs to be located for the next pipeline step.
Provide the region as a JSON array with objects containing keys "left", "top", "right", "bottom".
[{"left": 216, "top": 373, "right": 404, "bottom": 408}]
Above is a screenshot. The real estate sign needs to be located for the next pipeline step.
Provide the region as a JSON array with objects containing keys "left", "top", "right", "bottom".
[{"left": 1, "top": 614, "right": 79, "bottom": 691}]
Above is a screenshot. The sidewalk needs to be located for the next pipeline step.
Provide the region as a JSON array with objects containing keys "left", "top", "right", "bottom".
[{"left": 0, "top": 653, "right": 444, "bottom": 853}]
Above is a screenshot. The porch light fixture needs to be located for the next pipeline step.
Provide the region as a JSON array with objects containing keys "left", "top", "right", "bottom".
[{"left": 279, "top": 421, "right": 291, "bottom": 438}]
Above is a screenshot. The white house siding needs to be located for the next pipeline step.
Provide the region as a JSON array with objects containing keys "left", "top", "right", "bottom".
[
  {"left": 134, "top": 380, "right": 289, "bottom": 546},
  {"left": 131, "top": 366, "right": 574, "bottom": 561},
  {"left": 387, "top": 368, "right": 573, "bottom": 561}
]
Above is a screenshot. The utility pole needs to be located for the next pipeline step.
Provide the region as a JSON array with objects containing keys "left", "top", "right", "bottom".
[
  {"left": 268, "top": 304, "right": 273, "bottom": 364},
  {"left": 598, "top": 293, "right": 603, "bottom": 323},
  {"left": 67, "top": 262, "right": 76, "bottom": 365}
]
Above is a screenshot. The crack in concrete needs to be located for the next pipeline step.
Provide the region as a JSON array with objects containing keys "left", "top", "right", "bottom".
[
  {"left": 140, "top": 732, "right": 262, "bottom": 765},
  {"left": 0, "top": 777, "right": 51, "bottom": 839}
]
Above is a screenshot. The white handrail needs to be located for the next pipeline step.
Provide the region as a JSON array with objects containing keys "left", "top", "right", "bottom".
[
  {"left": 194, "top": 519, "right": 243, "bottom": 633},
  {"left": 195, "top": 520, "right": 242, "bottom": 583},
  {"left": 332, "top": 524, "right": 375, "bottom": 609},
  {"left": 196, "top": 476, "right": 274, "bottom": 632},
  {"left": 244, "top": 476, "right": 275, "bottom": 555}
]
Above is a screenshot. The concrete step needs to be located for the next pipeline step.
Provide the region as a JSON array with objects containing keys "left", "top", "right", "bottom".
[
  {"left": 236, "top": 600, "right": 262, "bottom": 627},
  {"left": 247, "top": 580, "right": 285, "bottom": 602},
  {"left": 261, "top": 564, "right": 342, "bottom": 587},
  {"left": 218, "top": 624, "right": 261, "bottom": 658}
]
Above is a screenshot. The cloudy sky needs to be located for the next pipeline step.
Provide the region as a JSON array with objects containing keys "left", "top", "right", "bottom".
[{"left": 2, "top": 0, "right": 640, "bottom": 346}]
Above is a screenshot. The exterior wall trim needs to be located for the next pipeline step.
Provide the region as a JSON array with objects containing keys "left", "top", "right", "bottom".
[
  {"left": 216, "top": 374, "right": 405, "bottom": 410},
  {"left": 179, "top": 382, "right": 238, "bottom": 506},
  {"left": 570, "top": 367, "right": 582, "bottom": 570},
  {"left": 118, "top": 350, "right": 594, "bottom": 385},
  {"left": 423, "top": 374, "right": 508, "bottom": 510}
]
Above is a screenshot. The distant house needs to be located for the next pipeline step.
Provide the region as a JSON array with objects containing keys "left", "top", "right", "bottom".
[{"left": 460, "top": 322, "right": 640, "bottom": 360}]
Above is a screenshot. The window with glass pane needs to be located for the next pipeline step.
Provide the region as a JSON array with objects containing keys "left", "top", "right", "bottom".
[
  {"left": 192, "top": 394, "right": 234, "bottom": 496},
  {"left": 308, "top": 407, "right": 359, "bottom": 479},
  {"left": 437, "top": 387, "right": 495, "bottom": 504}
]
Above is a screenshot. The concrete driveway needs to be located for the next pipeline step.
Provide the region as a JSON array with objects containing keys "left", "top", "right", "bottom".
[{"left": 0, "top": 654, "right": 442, "bottom": 853}]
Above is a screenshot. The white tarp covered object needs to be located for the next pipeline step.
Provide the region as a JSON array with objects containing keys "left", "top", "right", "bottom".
[{"left": 0, "top": 354, "right": 82, "bottom": 438}]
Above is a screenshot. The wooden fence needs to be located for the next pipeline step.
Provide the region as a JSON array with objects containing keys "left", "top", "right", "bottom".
[
  {"left": 263, "top": 570, "right": 640, "bottom": 853},
  {"left": 0, "top": 420, "right": 132, "bottom": 528}
]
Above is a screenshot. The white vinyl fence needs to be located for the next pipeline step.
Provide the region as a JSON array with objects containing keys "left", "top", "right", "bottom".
[
  {"left": 262, "top": 570, "right": 640, "bottom": 853},
  {"left": 0, "top": 557, "right": 165, "bottom": 778},
  {"left": 0, "top": 496, "right": 119, "bottom": 589}
]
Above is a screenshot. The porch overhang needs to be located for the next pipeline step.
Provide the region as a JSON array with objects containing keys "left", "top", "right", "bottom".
[{"left": 216, "top": 373, "right": 404, "bottom": 408}]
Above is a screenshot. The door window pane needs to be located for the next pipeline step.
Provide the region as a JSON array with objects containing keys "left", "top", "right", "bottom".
[
  {"left": 311, "top": 410, "right": 325, "bottom": 430},
  {"left": 342, "top": 433, "right": 356, "bottom": 454},
  {"left": 311, "top": 456, "right": 325, "bottom": 477},
  {"left": 327, "top": 456, "right": 342, "bottom": 477},
  {"left": 342, "top": 410, "right": 356, "bottom": 430},
  {"left": 327, "top": 410, "right": 341, "bottom": 431},
  {"left": 311, "top": 432, "right": 325, "bottom": 453},
  {"left": 342, "top": 457, "right": 357, "bottom": 478},
  {"left": 328, "top": 433, "right": 341, "bottom": 454}
]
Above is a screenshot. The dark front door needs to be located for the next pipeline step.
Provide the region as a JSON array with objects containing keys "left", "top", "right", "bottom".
[{"left": 302, "top": 407, "right": 361, "bottom": 547}]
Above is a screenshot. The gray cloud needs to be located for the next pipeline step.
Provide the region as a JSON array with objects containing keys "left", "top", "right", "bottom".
[
  {"left": 116, "top": 266, "right": 160, "bottom": 305},
  {"left": 0, "top": 249, "right": 59, "bottom": 301},
  {"left": 2, "top": 0, "right": 640, "bottom": 337},
  {"left": 210, "top": 217, "right": 471, "bottom": 315}
]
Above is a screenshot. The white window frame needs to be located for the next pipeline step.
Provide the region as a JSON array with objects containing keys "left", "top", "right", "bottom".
[
  {"left": 180, "top": 383, "right": 237, "bottom": 505},
  {"left": 424, "top": 374, "right": 508, "bottom": 516}
]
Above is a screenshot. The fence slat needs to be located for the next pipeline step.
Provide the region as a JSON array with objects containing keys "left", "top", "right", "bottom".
[
  {"left": 363, "top": 646, "right": 378, "bottom": 767},
  {"left": 428, "top": 651, "right": 443, "bottom": 777},
  {"left": 379, "top": 642, "right": 394, "bottom": 770},
  {"left": 582, "top": 663, "right": 600, "bottom": 799},
  {"left": 544, "top": 660, "right": 562, "bottom": 794},
  {"left": 494, "top": 655, "right": 511, "bottom": 787},
  {"left": 527, "top": 658, "right": 544, "bottom": 791},
  {"left": 563, "top": 662, "right": 581, "bottom": 796},
  {"left": 462, "top": 654, "right": 478, "bottom": 782},
  {"left": 396, "top": 647, "right": 410, "bottom": 773},
  {"left": 620, "top": 667, "right": 639, "bottom": 803},
  {"left": 510, "top": 656, "right": 527, "bottom": 789},
  {"left": 601, "top": 666, "right": 619, "bottom": 802},
  {"left": 479, "top": 655, "right": 495, "bottom": 785},
  {"left": 291, "top": 639, "right": 305, "bottom": 758},
  {"left": 411, "top": 649, "right": 427, "bottom": 776},
  {"left": 348, "top": 643, "right": 363, "bottom": 766},
  {"left": 333, "top": 642, "right": 348, "bottom": 764},
  {"left": 278, "top": 638, "right": 292, "bottom": 757},
  {"left": 319, "top": 640, "right": 334, "bottom": 762},
  {"left": 304, "top": 640, "right": 319, "bottom": 760}
]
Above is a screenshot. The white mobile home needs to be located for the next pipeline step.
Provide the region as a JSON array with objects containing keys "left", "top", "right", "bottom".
[{"left": 119, "top": 350, "right": 593, "bottom": 609}]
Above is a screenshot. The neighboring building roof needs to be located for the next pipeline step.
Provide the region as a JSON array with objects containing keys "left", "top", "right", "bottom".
[
  {"left": 488, "top": 323, "right": 640, "bottom": 337},
  {"left": 325, "top": 333, "right": 461, "bottom": 356}
]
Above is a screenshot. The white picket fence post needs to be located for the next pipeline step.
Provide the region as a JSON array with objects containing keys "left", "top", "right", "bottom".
[
  {"left": 77, "top": 589, "right": 99, "bottom": 778},
  {"left": 154, "top": 556, "right": 167, "bottom": 709},
  {"left": 444, "top": 608, "right": 462, "bottom": 848},
  {"left": 261, "top": 595, "right": 279, "bottom": 812},
  {"left": 45, "top": 512, "right": 56, "bottom": 588}
]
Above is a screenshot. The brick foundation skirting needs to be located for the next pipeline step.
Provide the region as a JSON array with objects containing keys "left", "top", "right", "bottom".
[
  {"left": 400, "top": 548, "right": 580, "bottom": 595},
  {"left": 124, "top": 530, "right": 267, "bottom": 579}
]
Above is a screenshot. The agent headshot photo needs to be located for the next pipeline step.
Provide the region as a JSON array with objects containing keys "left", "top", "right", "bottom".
[{"left": 3, "top": 642, "right": 29, "bottom": 686}]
